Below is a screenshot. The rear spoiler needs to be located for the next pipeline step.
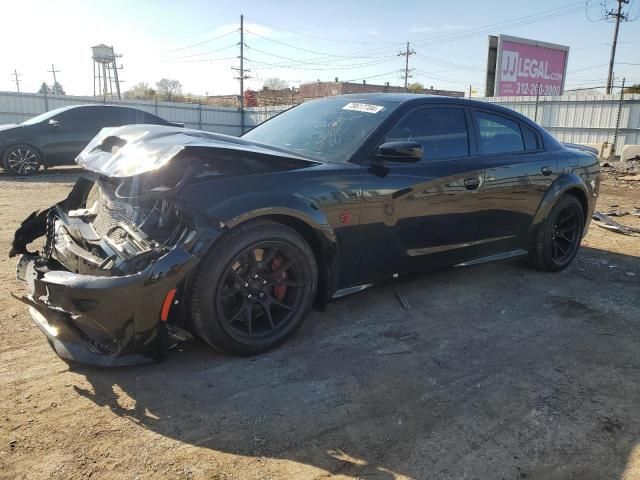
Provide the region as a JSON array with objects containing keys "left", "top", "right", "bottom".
[{"left": 562, "top": 142, "right": 599, "bottom": 156}]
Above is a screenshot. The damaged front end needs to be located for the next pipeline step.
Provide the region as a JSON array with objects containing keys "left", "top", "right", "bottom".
[
  {"left": 11, "top": 125, "right": 319, "bottom": 366},
  {"left": 11, "top": 174, "right": 203, "bottom": 366},
  {"left": 10, "top": 127, "right": 220, "bottom": 366}
]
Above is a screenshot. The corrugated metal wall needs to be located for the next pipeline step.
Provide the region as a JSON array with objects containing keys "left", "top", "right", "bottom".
[
  {"left": 481, "top": 93, "right": 640, "bottom": 154},
  {"left": 1, "top": 91, "right": 638, "bottom": 154}
]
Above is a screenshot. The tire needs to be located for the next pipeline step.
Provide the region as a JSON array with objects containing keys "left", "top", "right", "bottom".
[
  {"left": 2, "top": 144, "right": 41, "bottom": 176},
  {"left": 190, "top": 219, "right": 318, "bottom": 356},
  {"left": 526, "top": 194, "right": 584, "bottom": 272}
]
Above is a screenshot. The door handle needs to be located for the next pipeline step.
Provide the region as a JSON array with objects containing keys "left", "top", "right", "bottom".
[
  {"left": 541, "top": 166, "right": 553, "bottom": 176},
  {"left": 464, "top": 178, "right": 481, "bottom": 190}
]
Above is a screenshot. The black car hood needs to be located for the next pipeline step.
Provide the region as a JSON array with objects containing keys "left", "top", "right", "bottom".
[
  {"left": 76, "top": 124, "right": 319, "bottom": 177},
  {"left": 0, "top": 124, "right": 20, "bottom": 133}
]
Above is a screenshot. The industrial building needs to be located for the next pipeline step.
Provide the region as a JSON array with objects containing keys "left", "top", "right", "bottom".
[{"left": 298, "top": 80, "right": 465, "bottom": 101}]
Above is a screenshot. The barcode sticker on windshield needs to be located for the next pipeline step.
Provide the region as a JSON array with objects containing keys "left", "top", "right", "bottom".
[{"left": 342, "top": 102, "right": 384, "bottom": 114}]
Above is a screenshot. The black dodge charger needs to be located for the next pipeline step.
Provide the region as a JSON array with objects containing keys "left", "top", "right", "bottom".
[{"left": 11, "top": 94, "right": 600, "bottom": 366}]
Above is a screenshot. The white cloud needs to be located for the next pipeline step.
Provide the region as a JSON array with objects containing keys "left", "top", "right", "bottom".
[{"left": 410, "top": 24, "right": 467, "bottom": 34}]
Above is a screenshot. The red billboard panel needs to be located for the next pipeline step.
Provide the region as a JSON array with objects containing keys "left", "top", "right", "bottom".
[{"left": 494, "top": 35, "right": 569, "bottom": 97}]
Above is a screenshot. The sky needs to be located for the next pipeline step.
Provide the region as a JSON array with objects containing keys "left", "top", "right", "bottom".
[{"left": 1, "top": 0, "right": 639, "bottom": 97}]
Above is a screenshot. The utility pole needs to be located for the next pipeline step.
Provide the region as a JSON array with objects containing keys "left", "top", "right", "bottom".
[
  {"left": 240, "top": 14, "right": 244, "bottom": 109},
  {"left": 605, "top": 0, "right": 629, "bottom": 94},
  {"left": 47, "top": 64, "right": 60, "bottom": 85},
  {"left": 397, "top": 42, "right": 415, "bottom": 92},
  {"left": 11, "top": 69, "right": 21, "bottom": 92},
  {"left": 232, "top": 14, "right": 251, "bottom": 133},
  {"left": 111, "top": 46, "right": 123, "bottom": 99}
]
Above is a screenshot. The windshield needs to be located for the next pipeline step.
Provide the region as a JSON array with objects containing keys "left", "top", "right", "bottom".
[
  {"left": 242, "top": 98, "right": 397, "bottom": 162},
  {"left": 21, "top": 106, "right": 75, "bottom": 125}
]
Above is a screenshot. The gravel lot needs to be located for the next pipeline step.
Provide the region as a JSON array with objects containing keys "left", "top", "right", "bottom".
[{"left": 0, "top": 167, "right": 639, "bottom": 480}]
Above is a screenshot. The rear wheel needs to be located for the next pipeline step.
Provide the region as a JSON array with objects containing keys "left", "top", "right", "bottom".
[
  {"left": 2, "top": 144, "right": 41, "bottom": 176},
  {"left": 526, "top": 195, "right": 584, "bottom": 272},
  {"left": 190, "top": 220, "right": 317, "bottom": 355}
]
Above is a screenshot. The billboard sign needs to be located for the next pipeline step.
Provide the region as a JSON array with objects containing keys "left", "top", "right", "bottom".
[{"left": 486, "top": 35, "right": 569, "bottom": 97}]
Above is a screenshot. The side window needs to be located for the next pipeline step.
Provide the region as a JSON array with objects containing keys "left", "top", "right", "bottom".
[
  {"left": 385, "top": 107, "right": 469, "bottom": 161},
  {"left": 474, "top": 111, "right": 524, "bottom": 155},
  {"left": 143, "top": 111, "right": 167, "bottom": 125},
  {"left": 119, "top": 108, "right": 149, "bottom": 125},
  {"left": 522, "top": 124, "right": 539, "bottom": 151},
  {"left": 54, "top": 108, "right": 87, "bottom": 129},
  {"left": 74, "top": 107, "right": 120, "bottom": 130}
]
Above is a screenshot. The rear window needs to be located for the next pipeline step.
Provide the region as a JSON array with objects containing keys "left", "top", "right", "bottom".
[{"left": 474, "top": 111, "right": 524, "bottom": 155}]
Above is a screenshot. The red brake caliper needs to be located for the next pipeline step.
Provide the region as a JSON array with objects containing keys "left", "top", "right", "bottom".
[{"left": 271, "top": 257, "right": 288, "bottom": 301}]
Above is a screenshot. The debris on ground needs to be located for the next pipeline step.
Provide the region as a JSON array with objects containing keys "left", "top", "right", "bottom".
[
  {"left": 395, "top": 292, "right": 411, "bottom": 310},
  {"left": 601, "top": 208, "right": 640, "bottom": 217},
  {"left": 600, "top": 159, "right": 640, "bottom": 188},
  {"left": 592, "top": 211, "right": 640, "bottom": 236}
]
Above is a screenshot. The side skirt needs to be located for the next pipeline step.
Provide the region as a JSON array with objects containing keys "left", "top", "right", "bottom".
[
  {"left": 331, "top": 249, "right": 529, "bottom": 300},
  {"left": 454, "top": 249, "right": 528, "bottom": 267}
]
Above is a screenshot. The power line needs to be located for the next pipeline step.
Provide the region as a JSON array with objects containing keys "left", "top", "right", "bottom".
[
  {"left": 244, "top": 56, "right": 398, "bottom": 71},
  {"left": 159, "top": 28, "right": 238, "bottom": 54},
  {"left": 410, "top": 2, "right": 589, "bottom": 48},
  {"left": 244, "top": 44, "right": 397, "bottom": 69},
  {"left": 165, "top": 43, "right": 238, "bottom": 60},
  {"left": 243, "top": 29, "right": 398, "bottom": 60},
  {"left": 243, "top": 17, "right": 403, "bottom": 46}
]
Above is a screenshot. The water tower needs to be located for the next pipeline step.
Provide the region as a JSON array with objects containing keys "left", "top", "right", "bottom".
[{"left": 92, "top": 44, "right": 122, "bottom": 99}]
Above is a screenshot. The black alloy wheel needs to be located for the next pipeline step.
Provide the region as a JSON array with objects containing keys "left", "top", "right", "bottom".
[
  {"left": 190, "top": 220, "right": 317, "bottom": 355},
  {"left": 549, "top": 203, "right": 582, "bottom": 264},
  {"left": 527, "top": 194, "right": 584, "bottom": 272},
  {"left": 216, "top": 241, "right": 307, "bottom": 341},
  {"left": 3, "top": 145, "right": 41, "bottom": 176}
]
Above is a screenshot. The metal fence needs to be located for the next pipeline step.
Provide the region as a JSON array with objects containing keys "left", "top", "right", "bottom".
[
  {"left": 481, "top": 93, "right": 640, "bottom": 155},
  {"left": 1, "top": 90, "right": 638, "bottom": 154}
]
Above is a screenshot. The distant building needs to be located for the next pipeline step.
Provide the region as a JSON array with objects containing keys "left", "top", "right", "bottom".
[
  {"left": 298, "top": 80, "right": 465, "bottom": 101},
  {"left": 206, "top": 94, "right": 240, "bottom": 108},
  {"left": 207, "top": 88, "right": 300, "bottom": 108}
]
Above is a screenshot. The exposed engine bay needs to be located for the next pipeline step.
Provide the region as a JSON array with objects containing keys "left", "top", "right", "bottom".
[{"left": 47, "top": 177, "right": 194, "bottom": 277}]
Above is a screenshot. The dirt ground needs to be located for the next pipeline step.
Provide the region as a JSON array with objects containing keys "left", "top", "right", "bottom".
[{"left": 0, "top": 167, "right": 639, "bottom": 480}]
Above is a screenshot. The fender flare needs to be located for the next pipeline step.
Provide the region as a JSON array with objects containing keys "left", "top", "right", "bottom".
[
  {"left": 528, "top": 172, "right": 589, "bottom": 244},
  {"left": 201, "top": 192, "right": 340, "bottom": 309}
]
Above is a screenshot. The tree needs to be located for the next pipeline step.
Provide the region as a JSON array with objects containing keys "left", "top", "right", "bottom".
[
  {"left": 155, "top": 78, "right": 182, "bottom": 102},
  {"left": 263, "top": 78, "right": 288, "bottom": 90},
  {"left": 38, "top": 82, "right": 51, "bottom": 94},
  {"left": 407, "top": 82, "right": 425, "bottom": 93},
  {"left": 51, "top": 81, "right": 65, "bottom": 95},
  {"left": 124, "top": 81, "right": 156, "bottom": 100},
  {"left": 624, "top": 83, "right": 640, "bottom": 94}
]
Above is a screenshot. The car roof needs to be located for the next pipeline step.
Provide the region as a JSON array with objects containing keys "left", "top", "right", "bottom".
[
  {"left": 62, "top": 104, "right": 139, "bottom": 111},
  {"left": 329, "top": 92, "right": 560, "bottom": 150},
  {"left": 334, "top": 93, "right": 540, "bottom": 123},
  {"left": 333, "top": 92, "right": 507, "bottom": 109}
]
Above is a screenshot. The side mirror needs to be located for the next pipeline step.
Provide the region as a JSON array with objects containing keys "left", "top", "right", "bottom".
[
  {"left": 376, "top": 141, "right": 422, "bottom": 162},
  {"left": 48, "top": 119, "right": 60, "bottom": 128}
]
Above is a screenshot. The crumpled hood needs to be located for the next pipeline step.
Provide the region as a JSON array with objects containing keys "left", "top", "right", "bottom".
[{"left": 76, "top": 124, "right": 315, "bottom": 177}]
